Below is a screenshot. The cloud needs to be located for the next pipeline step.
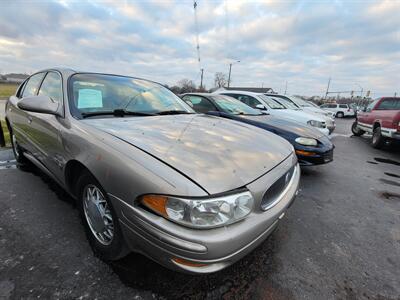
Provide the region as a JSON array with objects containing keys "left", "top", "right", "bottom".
[{"left": 0, "top": 0, "right": 398, "bottom": 97}]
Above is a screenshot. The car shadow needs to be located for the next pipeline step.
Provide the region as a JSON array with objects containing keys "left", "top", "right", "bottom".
[{"left": 109, "top": 229, "right": 291, "bottom": 299}]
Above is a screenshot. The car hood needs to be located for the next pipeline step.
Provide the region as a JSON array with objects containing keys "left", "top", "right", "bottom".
[
  {"left": 238, "top": 115, "right": 324, "bottom": 139},
  {"left": 82, "top": 114, "right": 293, "bottom": 194},
  {"left": 268, "top": 109, "right": 325, "bottom": 123}
]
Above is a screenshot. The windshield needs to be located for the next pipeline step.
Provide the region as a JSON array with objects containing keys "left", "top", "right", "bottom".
[
  {"left": 212, "top": 95, "right": 262, "bottom": 115},
  {"left": 69, "top": 74, "right": 193, "bottom": 118},
  {"left": 271, "top": 96, "right": 300, "bottom": 109},
  {"left": 289, "top": 96, "right": 313, "bottom": 107},
  {"left": 258, "top": 95, "right": 286, "bottom": 109}
]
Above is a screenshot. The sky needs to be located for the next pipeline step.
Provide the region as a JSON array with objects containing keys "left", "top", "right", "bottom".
[{"left": 0, "top": 0, "right": 399, "bottom": 97}]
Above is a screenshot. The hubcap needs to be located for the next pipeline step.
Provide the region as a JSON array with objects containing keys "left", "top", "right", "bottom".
[{"left": 83, "top": 184, "right": 114, "bottom": 245}]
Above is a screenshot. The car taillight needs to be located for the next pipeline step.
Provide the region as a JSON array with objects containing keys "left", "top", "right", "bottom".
[{"left": 397, "top": 121, "right": 400, "bottom": 132}]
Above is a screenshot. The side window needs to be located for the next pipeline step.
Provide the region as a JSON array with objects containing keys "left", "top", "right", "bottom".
[
  {"left": 339, "top": 104, "right": 348, "bottom": 109},
  {"left": 38, "top": 72, "right": 62, "bottom": 103},
  {"left": 328, "top": 104, "right": 337, "bottom": 108},
  {"left": 376, "top": 99, "right": 395, "bottom": 110},
  {"left": 182, "top": 95, "right": 215, "bottom": 113},
  {"left": 237, "top": 95, "right": 261, "bottom": 108},
  {"left": 16, "top": 80, "right": 28, "bottom": 98},
  {"left": 22, "top": 73, "right": 45, "bottom": 97}
]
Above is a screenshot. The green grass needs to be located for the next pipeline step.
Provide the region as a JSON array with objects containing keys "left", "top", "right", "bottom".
[
  {"left": 0, "top": 83, "right": 19, "bottom": 99},
  {"left": 1, "top": 120, "right": 11, "bottom": 147}
]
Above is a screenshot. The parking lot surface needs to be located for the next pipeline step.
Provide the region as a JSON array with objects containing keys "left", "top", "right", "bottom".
[{"left": 0, "top": 118, "right": 399, "bottom": 299}]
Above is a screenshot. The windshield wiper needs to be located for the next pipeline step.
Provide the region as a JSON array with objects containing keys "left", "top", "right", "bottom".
[
  {"left": 156, "top": 110, "right": 193, "bottom": 115},
  {"left": 81, "top": 109, "right": 155, "bottom": 118}
]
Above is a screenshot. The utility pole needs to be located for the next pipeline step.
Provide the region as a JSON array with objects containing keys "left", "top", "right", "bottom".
[
  {"left": 228, "top": 63, "right": 232, "bottom": 88},
  {"left": 200, "top": 68, "right": 204, "bottom": 90},
  {"left": 395, "top": 92, "right": 397, "bottom": 97},
  {"left": 227, "top": 60, "right": 240, "bottom": 88},
  {"left": 284, "top": 81, "right": 288, "bottom": 95},
  {"left": 324, "top": 77, "right": 331, "bottom": 101}
]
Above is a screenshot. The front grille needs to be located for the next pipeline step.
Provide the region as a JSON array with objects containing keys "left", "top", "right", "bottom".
[{"left": 261, "top": 165, "right": 296, "bottom": 210}]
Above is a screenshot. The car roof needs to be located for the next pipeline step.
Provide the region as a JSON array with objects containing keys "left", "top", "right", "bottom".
[{"left": 215, "top": 90, "right": 263, "bottom": 96}]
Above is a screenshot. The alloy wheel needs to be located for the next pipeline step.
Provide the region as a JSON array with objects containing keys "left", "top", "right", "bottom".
[{"left": 83, "top": 184, "right": 114, "bottom": 245}]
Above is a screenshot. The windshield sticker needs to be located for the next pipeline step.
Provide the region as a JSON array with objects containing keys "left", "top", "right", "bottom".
[{"left": 78, "top": 89, "right": 103, "bottom": 108}]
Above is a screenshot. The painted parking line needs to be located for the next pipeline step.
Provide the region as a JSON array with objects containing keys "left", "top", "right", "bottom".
[{"left": 0, "top": 159, "right": 17, "bottom": 170}]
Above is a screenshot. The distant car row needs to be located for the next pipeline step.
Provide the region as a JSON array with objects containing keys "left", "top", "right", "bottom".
[{"left": 181, "top": 93, "right": 334, "bottom": 166}]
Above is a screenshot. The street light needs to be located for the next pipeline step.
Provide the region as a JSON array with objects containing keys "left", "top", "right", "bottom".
[{"left": 227, "top": 60, "right": 240, "bottom": 87}]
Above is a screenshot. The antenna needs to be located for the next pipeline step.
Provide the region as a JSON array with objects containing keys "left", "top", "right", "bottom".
[{"left": 193, "top": 1, "right": 201, "bottom": 66}]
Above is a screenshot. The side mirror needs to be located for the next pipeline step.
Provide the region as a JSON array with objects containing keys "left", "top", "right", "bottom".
[
  {"left": 255, "top": 104, "right": 267, "bottom": 110},
  {"left": 17, "top": 95, "right": 60, "bottom": 115}
]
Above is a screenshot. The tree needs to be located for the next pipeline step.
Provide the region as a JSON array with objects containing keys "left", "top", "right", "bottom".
[
  {"left": 214, "top": 72, "right": 227, "bottom": 88},
  {"left": 177, "top": 79, "right": 196, "bottom": 94}
]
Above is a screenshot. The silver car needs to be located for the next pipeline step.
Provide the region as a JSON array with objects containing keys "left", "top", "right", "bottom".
[{"left": 5, "top": 68, "right": 300, "bottom": 274}]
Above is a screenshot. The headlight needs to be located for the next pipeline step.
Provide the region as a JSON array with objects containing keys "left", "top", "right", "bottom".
[
  {"left": 140, "top": 191, "right": 254, "bottom": 229},
  {"left": 295, "top": 137, "right": 318, "bottom": 146},
  {"left": 307, "top": 120, "right": 323, "bottom": 128}
]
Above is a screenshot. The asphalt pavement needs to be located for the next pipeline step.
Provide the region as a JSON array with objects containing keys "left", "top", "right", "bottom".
[{"left": 0, "top": 118, "right": 399, "bottom": 299}]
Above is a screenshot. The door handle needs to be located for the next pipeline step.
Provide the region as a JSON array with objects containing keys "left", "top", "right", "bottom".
[{"left": 28, "top": 116, "right": 32, "bottom": 124}]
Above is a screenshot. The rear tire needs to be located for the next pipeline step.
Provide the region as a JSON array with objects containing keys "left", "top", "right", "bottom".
[
  {"left": 371, "top": 126, "right": 385, "bottom": 149},
  {"left": 351, "top": 122, "right": 365, "bottom": 136},
  {"left": 336, "top": 112, "right": 344, "bottom": 118},
  {"left": 76, "top": 171, "right": 128, "bottom": 261}
]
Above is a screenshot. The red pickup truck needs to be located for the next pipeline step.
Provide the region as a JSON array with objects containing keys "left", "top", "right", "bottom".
[{"left": 352, "top": 97, "right": 400, "bottom": 148}]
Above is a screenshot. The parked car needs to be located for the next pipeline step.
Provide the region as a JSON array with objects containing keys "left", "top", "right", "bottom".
[
  {"left": 214, "top": 90, "right": 330, "bottom": 136},
  {"left": 352, "top": 97, "right": 400, "bottom": 148},
  {"left": 286, "top": 96, "right": 335, "bottom": 118},
  {"left": 182, "top": 93, "right": 334, "bottom": 166},
  {"left": 264, "top": 94, "right": 336, "bottom": 134},
  {"left": 5, "top": 68, "right": 300, "bottom": 274},
  {"left": 319, "top": 103, "right": 355, "bottom": 118}
]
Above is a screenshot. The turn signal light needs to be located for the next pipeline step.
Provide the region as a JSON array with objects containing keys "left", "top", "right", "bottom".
[
  {"left": 295, "top": 150, "right": 316, "bottom": 156},
  {"left": 141, "top": 195, "right": 168, "bottom": 217}
]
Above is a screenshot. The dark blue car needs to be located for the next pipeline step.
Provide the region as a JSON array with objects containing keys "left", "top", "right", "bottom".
[{"left": 182, "top": 93, "right": 334, "bottom": 166}]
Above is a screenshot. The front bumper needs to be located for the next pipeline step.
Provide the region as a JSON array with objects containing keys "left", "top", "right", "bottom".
[
  {"left": 295, "top": 136, "right": 334, "bottom": 166},
  {"left": 109, "top": 155, "right": 300, "bottom": 274}
]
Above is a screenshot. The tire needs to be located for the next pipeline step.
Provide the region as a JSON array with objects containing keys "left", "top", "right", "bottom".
[
  {"left": 76, "top": 171, "right": 128, "bottom": 261},
  {"left": 9, "top": 126, "right": 28, "bottom": 165},
  {"left": 336, "top": 112, "right": 344, "bottom": 118},
  {"left": 351, "top": 122, "right": 365, "bottom": 136},
  {"left": 371, "top": 126, "right": 385, "bottom": 149}
]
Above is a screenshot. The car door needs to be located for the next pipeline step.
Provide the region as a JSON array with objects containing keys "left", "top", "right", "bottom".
[
  {"left": 31, "top": 71, "right": 66, "bottom": 179},
  {"left": 358, "top": 100, "right": 378, "bottom": 131},
  {"left": 374, "top": 98, "right": 399, "bottom": 130},
  {"left": 9, "top": 72, "right": 46, "bottom": 154}
]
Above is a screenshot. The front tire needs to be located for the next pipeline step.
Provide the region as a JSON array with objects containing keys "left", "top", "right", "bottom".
[
  {"left": 371, "top": 126, "right": 385, "bottom": 149},
  {"left": 77, "top": 171, "right": 128, "bottom": 261},
  {"left": 336, "top": 112, "right": 344, "bottom": 118},
  {"left": 351, "top": 122, "right": 365, "bottom": 136},
  {"left": 9, "top": 127, "right": 28, "bottom": 165}
]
